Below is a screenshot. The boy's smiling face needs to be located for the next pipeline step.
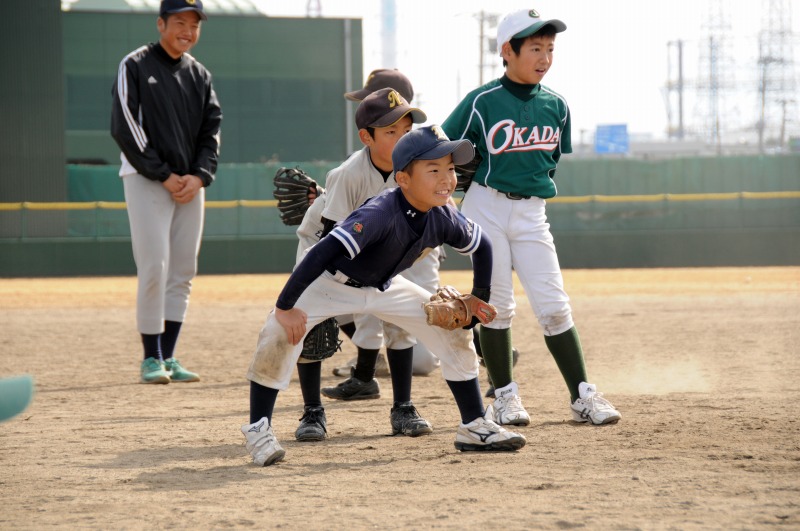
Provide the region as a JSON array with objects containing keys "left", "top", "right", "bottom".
[
  {"left": 503, "top": 34, "right": 556, "bottom": 85},
  {"left": 158, "top": 11, "right": 202, "bottom": 59},
  {"left": 395, "top": 154, "right": 457, "bottom": 212}
]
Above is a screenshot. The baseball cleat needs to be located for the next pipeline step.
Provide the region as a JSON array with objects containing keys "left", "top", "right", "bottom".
[
  {"left": 487, "top": 381, "right": 531, "bottom": 426},
  {"left": 295, "top": 406, "right": 327, "bottom": 442},
  {"left": 390, "top": 401, "right": 433, "bottom": 437},
  {"left": 140, "top": 357, "right": 170, "bottom": 384},
  {"left": 163, "top": 358, "right": 200, "bottom": 383},
  {"left": 242, "top": 417, "right": 285, "bottom": 466},
  {"left": 454, "top": 413, "right": 526, "bottom": 452},
  {"left": 321, "top": 373, "right": 380, "bottom": 401},
  {"left": 570, "top": 382, "right": 621, "bottom": 425}
]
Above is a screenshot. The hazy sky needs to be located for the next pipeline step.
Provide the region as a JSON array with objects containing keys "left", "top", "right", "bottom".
[{"left": 252, "top": 0, "right": 800, "bottom": 142}]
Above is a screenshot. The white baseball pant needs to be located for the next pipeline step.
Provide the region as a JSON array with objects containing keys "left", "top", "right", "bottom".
[
  {"left": 461, "top": 184, "right": 574, "bottom": 336},
  {"left": 123, "top": 173, "right": 204, "bottom": 334},
  {"left": 246, "top": 273, "right": 478, "bottom": 390}
]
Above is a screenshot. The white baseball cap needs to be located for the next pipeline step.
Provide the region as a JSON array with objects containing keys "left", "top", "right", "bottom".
[{"left": 496, "top": 8, "right": 567, "bottom": 56}]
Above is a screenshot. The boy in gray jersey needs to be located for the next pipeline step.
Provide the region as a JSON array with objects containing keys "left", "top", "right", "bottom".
[
  {"left": 442, "top": 8, "right": 620, "bottom": 426},
  {"left": 292, "top": 88, "right": 437, "bottom": 442},
  {"left": 301, "top": 69, "right": 440, "bottom": 383}
]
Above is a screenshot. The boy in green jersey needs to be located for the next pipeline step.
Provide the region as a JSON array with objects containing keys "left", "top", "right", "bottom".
[{"left": 443, "top": 8, "right": 621, "bottom": 426}]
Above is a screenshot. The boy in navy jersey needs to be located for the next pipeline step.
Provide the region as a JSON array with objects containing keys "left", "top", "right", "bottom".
[{"left": 241, "top": 126, "right": 527, "bottom": 466}]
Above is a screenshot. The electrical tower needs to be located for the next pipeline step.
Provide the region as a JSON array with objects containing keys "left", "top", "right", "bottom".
[
  {"left": 757, "top": 0, "right": 797, "bottom": 152},
  {"left": 694, "top": 0, "right": 733, "bottom": 152}
]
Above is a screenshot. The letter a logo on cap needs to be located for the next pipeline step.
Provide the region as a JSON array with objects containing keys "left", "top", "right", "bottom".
[
  {"left": 529, "top": 9, "right": 539, "bottom": 18},
  {"left": 431, "top": 125, "right": 448, "bottom": 141},
  {"left": 387, "top": 89, "right": 405, "bottom": 109}
]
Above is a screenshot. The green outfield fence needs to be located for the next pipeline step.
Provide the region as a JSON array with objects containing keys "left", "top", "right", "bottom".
[
  {"left": 1, "top": 191, "right": 799, "bottom": 240},
  {"left": 2, "top": 155, "right": 799, "bottom": 275},
  {"left": 1, "top": 190, "right": 798, "bottom": 276}
]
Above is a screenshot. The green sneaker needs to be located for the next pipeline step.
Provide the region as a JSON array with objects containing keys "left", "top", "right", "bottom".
[
  {"left": 163, "top": 358, "right": 200, "bottom": 383},
  {"left": 141, "top": 357, "right": 170, "bottom": 384}
]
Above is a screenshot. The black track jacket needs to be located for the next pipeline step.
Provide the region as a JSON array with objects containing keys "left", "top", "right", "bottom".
[{"left": 110, "top": 42, "right": 222, "bottom": 187}]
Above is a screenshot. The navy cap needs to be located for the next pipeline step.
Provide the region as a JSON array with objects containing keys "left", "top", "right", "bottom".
[
  {"left": 392, "top": 125, "right": 475, "bottom": 173},
  {"left": 355, "top": 88, "right": 426, "bottom": 130},
  {"left": 345, "top": 69, "right": 414, "bottom": 103},
  {"left": 160, "top": 0, "right": 207, "bottom": 21}
]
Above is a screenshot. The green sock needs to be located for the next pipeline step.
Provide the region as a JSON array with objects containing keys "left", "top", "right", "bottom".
[
  {"left": 544, "top": 326, "right": 588, "bottom": 402},
  {"left": 478, "top": 327, "right": 514, "bottom": 389}
]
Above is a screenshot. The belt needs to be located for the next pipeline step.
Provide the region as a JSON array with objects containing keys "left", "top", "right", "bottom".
[
  {"left": 326, "top": 268, "right": 365, "bottom": 288},
  {"left": 476, "top": 182, "right": 531, "bottom": 200},
  {"left": 504, "top": 192, "right": 531, "bottom": 200}
]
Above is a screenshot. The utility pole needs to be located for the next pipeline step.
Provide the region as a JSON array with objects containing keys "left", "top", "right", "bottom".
[
  {"left": 476, "top": 11, "right": 498, "bottom": 86},
  {"left": 478, "top": 10, "right": 485, "bottom": 86},
  {"left": 306, "top": 0, "right": 321, "bottom": 17},
  {"left": 666, "top": 40, "right": 685, "bottom": 139}
]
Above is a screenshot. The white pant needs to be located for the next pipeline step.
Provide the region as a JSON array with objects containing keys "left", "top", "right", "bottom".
[
  {"left": 247, "top": 274, "right": 478, "bottom": 390},
  {"left": 299, "top": 243, "right": 443, "bottom": 375},
  {"left": 461, "top": 184, "right": 573, "bottom": 335},
  {"left": 123, "top": 173, "right": 205, "bottom": 334}
]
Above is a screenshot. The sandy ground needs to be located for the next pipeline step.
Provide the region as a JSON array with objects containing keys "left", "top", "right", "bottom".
[{"left": 1, "top": 267, "right": 798, "bottom": 530}]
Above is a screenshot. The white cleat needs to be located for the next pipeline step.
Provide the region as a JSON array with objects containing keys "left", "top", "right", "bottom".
[
  {"left": 241, "top": 417, "right": 285, "bottom": 466},
  {"left": 454, "top": 411, "right": 526, "bottom": 452},
  {"left": 487, "top": 381, "right": 531, "bottom": 426},
  {"left": 570, "top": 382, "right": 621, "bottom": 425}
]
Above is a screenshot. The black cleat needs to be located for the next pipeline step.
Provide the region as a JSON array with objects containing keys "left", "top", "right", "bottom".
[
  {"left": 321, "top": 374, "right": 380, "bottom": 401},
  {"left": 390, "top": 401, "right": 433, "bottom": 437},
  {"left": 295, "top": 406, "right": 327, "bottom": 442}
]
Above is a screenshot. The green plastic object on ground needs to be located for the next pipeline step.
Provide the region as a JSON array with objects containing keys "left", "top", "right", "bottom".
[{"left": 0, "top": 375, "right": 34, "bottom": 423}]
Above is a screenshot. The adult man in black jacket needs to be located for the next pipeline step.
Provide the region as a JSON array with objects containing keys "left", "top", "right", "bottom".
[{"left": 111, "top": 0, "right": 222, "bottom": 385}]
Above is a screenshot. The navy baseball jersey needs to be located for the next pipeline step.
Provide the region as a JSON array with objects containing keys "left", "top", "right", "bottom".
[{"left": 329, "top": 188, "right": 481, "bottom": 290}]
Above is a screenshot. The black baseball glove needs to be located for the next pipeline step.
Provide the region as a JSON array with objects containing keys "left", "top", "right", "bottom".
[
  {"left": 300, "top": 317, "right": 343, "bottom": 361},
  {"left": 273, "top": 166, "right": 321, "bottom": 226},
  {"left": 454, "top": 150, "right": 482, "bottom": 193}
]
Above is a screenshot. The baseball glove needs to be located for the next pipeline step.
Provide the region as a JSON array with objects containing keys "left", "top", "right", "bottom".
[
  {"left": 423, "top": 286, "right": 497, "bottom": 331},
  {"left": 273, "top": 166, "right": 320, "bottom": 226},
  {"left": 300, "top": 317, "right": 343, "bottom": 361},
  {"left": 455, "top": 151, "right": 482, "bottom": 192}
]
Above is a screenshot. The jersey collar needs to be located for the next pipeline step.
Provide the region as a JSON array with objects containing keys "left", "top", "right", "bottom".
[{"left": 500, "top": 75, "right": 541, "bottom": 102}]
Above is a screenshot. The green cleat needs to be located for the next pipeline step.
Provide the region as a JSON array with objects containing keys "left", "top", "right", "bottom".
[
  {"left": 163, "top": 358, "right": 200, "bottom": 383},
  {"left": 140, "top": 357, "right": 170, "bottom": 384}
]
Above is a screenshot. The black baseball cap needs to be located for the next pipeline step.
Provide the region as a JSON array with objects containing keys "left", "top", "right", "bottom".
[
  {"left": 392, "top": 125, "right": 475, "bottom": 173},
  {"left": 345, "top": 69, "right": 414, "bottom": 103},
  {"left": 160, "top": 0, "right": 207, "bottom": 21},
  {"left": 354, "top": 88, "right": 427, "bottom": 130}
]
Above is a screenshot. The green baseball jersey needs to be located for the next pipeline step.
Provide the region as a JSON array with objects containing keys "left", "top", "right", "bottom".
[{"left": 442, "top": 76, "right": 572, "bottom": 199}]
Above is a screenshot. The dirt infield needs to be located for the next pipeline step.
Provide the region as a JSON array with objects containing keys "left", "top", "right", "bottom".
[{"left": 1, "top": 267, "right": 798, "bottom": 529}]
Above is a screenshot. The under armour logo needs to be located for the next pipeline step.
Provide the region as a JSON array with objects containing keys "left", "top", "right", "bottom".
[{"left": 406, "top": 210, "right": 416, "bottom": 218}]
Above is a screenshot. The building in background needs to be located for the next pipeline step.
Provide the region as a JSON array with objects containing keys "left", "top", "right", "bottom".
[{"left": 0, "top": 0, "right": 363, "bottom": 202}]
